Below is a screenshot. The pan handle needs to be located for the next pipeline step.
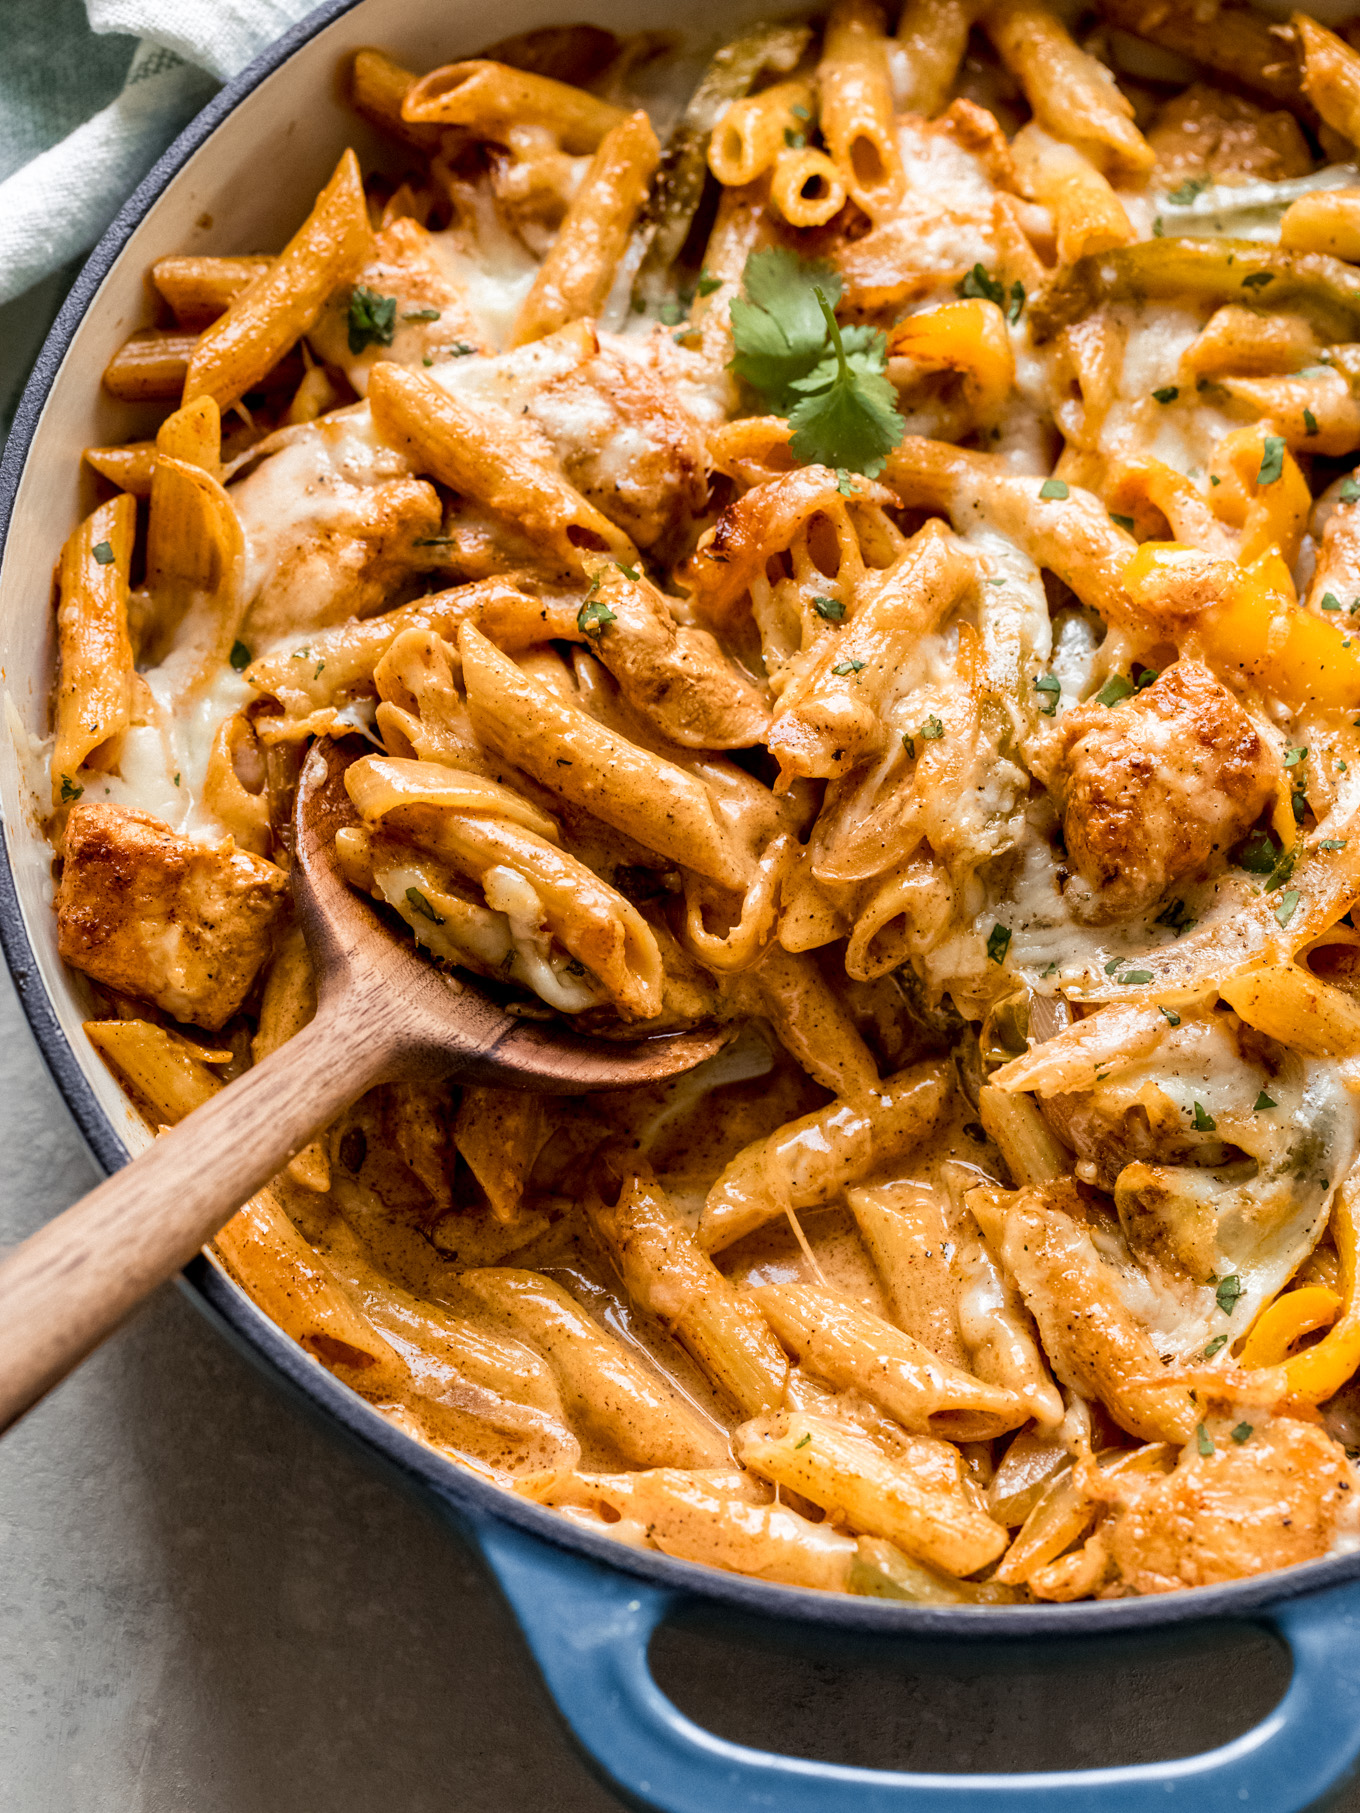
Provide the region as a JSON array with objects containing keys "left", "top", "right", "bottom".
[{"left": 471, "top": 1515, "right": 1360, "bottom": 1813}]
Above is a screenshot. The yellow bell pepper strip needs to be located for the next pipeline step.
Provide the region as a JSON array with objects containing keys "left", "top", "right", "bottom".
[
  {"left": 1123, "top": 540, "right": 1360, "bottom": 710},
  {"left": 1239, "top": 1285, "right": 1343, "bottom": 1369},
  {"left": 1207, "top": 423, "right": 1312, "bottom": 566},
  {"left": 1031, "top": 237, "right": 1360, "bottom": 345},
  {"left": 1244, "top": 1169, "right": 1360, "bottom": 1402},
  {"left": 888, "top": 299, "right": 1015, "bottom": 430}
]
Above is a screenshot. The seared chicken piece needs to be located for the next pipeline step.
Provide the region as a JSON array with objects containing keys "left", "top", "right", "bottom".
[
  {"left": 307, "top": 218, "right": 491, "bottom": 395},
  {"left": 235, "top": 434, "right": 442, "bottom": 644},
  {"left": 530, "top": 343, "right": 709, "bottom": 552},
  {"left": 1108, "top": 1414, "right": 1357, "bottom": 1593},
  {"left": 56, "top": 804, "right": 287, "bottom": 1029},
  {"left": 1051, "top": 660, "right": 1276, "bottom": 921}
]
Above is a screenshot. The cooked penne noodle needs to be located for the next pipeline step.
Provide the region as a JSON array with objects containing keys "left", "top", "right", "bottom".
[
  {"left": 1009, "top": 123, "right": 1135, "bottom": 265},
  {"left": 895, "top": 0, "right": 978, "bottom": 117},
  {"left": 700, "top": 1061, "right": 951, "bottom": 1251},
  {"left": 769, "top": 146, "right": 848, "bottom": 227},
  {"left": 1295, "top": 14, "right": 1360, "bottom": 151},
  {"left": 588, "top": 1168, "right": 789, "bottom": 1414},
  {"left": 401, "top": 59, "right": 625, "bottom": 151},
  {"left": 52, "top": 496, "right": 135, "bottom": 801},
  {"left": 709, "top": 81, "right": 816, "bottom": 187},
  {"left": 458, "top": 1269, "right": 729, "bottom": 1467},
  {"left": 984, "top": 0, "right": 1153, "bottom": 176},
  {"left": 83, "top": 442, "right": 157, "bottom": 495},
  {"left": 349, "top": 47, "right": 443, "bottom": 148},
  {"left": 736, "top": 1409, "right": 1008, "bottom": 1575},
  {"left": 367, "top": 361, "right": 637, "bottom": 573},
  {"left": 183, "top": 149, "right": 374, "bottom": 411},
  {"left": 848, "top": 1182, "right": 969, "bottom": 1366},
  {"left": 453, "top": 1087, "right": 548, "bottom": 1223},
  {"left": 511, "top": 110, "right": 660, "bottom": 346},
  {"left": 818, "top": 0, "right": 906, "bottom": 220},
  {"left": 751, "top": 1281, "right": 1028, "bottom": 1439},
  {"left": 102, "top": 330, "right": 197, "bottom": 401},
  {"left": 151, "top": 255, "right": 273, "bottom": 328}
]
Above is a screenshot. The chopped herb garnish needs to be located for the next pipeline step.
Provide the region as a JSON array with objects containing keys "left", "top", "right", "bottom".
[
  {"left": 791, "top": 103, "right": 811, "bottom": 121},
  {"left": 402, "top": 306, "right": 442, "bottom": 323},
  {"left": 1104, "top": 957, "right": 1122, "bottom": 975},
  {"left": 832, "top": 658, "right": 865, "bottom": 676},
  {"left": 902, "top": 733, "right": 916, "bottom": 759},
  {"left": 1258, "top": 434, "right": 1286, "bottom": 486},
  {"left": 813, "top": 594, "right": 846, "bottom": 621},
  {"left": 1284, "top": 745, "right": 1308, "bottom": 767},
  {"left": 1231, "top": 1422, "right": 1253, "bottom": 1444},
  {"left": 1242, "top": 271, "right": 1275, "bottom": 290},
  {"left": 1166, "top": 176, "right": 1209, "bottom": 204},
  {"left": 955, "top": 263, "right": 1007, "bottom": 307},
  {"left": 729, "top": 249, "right": 902, "bottom": 476},
  {"left": 986, "top": 922, "right": 1012, "bottom": 965},
  {"left": 1192, "top": 1101, "right": 1217, "bottom": 1131},
  {"left": 1203, "top": 1333, "right": 1229, "bottom": 1359},
  {"left": 658, "top": 300, "right": 686, "bottom": 326},
  {"left": 1321, "top": 838, "right": 1348, "bottom": 851},
  {"left": 1034, "top": 673, "right": 1061, "bottom": 714},
  {"left": 1196, "top": 1423, "right": 1215, "bottom": 1457},
  {"left": 347, "top": 285, "right": 398, "bottom": 354},
  {"left": 1135, "top": 667, "right": 1159, "bottom": 689},
  {"left": 405, "top": 886, "right": 445, "bottom": 925},
  {"left": 1110, "top": 512, "right": 1136, "bottom": 532},
  {"left": 1095, "top": 674, "right": 1134, "bottom": 708},
  {"left": 1007, "top": 281, "right": 1025, "bottom": 323},
  {"left": 1215, "top": 1273, "right": 1244, "bottom": 1315},
  {"left": 784, "top": 127, "right": 806, "bottom": 148},
  {"left": 59, "top": 774, "right": 82, "bottom": 803},
  {"left": 1155, "top": 896, "right": 1194, "bottom": 934},
  {"left": 1153, "top": 385, "right": 1179, "bottom": 404},
  {"left": 1160, "top": 1006, "right": 1181, "bottom": 1026},
  {"left": 918, "top": 715, "right": 943, "bottom": 741},
  {"left": 696, "top": 269, "right": 722, "bottom": 297},
  {"left": 577, "top": 598, "right": 617, "bottom": 636},
  {"left": 616, "top": 562, "right": 640, "bottom": 581},
  {"left": 1119, "top": 968, "right": 1153, "bottom": 985},
  {"left": 1039, "top": 478, "right": 1069, "bottom": 501},
  {"left": 1255, "top": 1091, "right": 1276, "bottom": 1111},
  {"left": 1237, "top": 828, "right": 1279, "bottom": 875},
  {"left": 1322, "top": 592, "right": 1343, "bottom": 611},
  {"left": 91, "top": 540, "right": 115, "bottom": 565},
  {"left": 794, "top": 1432, "right": 813, "bottom": 1449},
  {"left": 1152, "top": 216, "right": 1164, "bottom": 236},
  {"left": 1343, "top": 476, "right": 1360, "bottom": 503},
  {"left": 1305, "top": 408, "right": 1319, "bottom": 437},
  {"left": 229, "top": 640, "right": 252, "bottom": 671},
  {"left": 1274, "top": 887, "right": 1300, "bottom": 927}
]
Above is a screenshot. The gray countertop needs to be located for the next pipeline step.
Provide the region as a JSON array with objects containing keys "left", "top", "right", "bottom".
[{"left": 3, "top": 963, "right": 1360, "bottom": 1811}]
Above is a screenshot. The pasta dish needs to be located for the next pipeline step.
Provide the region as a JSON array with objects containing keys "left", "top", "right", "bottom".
[{"left": 41, "top": 0, "right": 1360, "bottom": 1603}]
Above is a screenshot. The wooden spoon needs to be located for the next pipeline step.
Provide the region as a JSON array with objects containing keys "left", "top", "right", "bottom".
[{"left": 0, "top": 738, "right": 726, "bottom": 1432}]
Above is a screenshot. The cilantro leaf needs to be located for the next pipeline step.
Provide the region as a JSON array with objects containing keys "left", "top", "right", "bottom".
[
  {"left": 229, "top": 640, "right": 252, "bottom": 671},
  {"left": 1342, "top": 476, "right": 1360, "bottom": 503},
  {"left": 348, "top": 286, "right": 398, "bottom": 354},
  {"left": 1166, "top": 176, "right": 1209, "bottom": 204},
  {"left": 1039, "top": 478, "right": 1068, "bottom": 501},
  {"left": 91, "top": 540, "right": 116, "bottom": 566},
  {"left": 955, "top": 264, "right": 1005, "bottom": 307},
  {"left": 1258, "top": 434, "right": 1286, "bottom": 486},
  {"left": 730, "top": 252, "right": 902, "bottom": 476},
  {"left": 813, "top": 595, "right": 845, "bottom": 621},
  {"left": 1203, "top": 1333, "right": 1229, "bottom": 1358},
  {"left": 1215, "top": 1273, "right": 1244, "bottom": 1315},
  {"left": 1095, "top": 674, "right": 1134, "bottom": 707},
  {"left": 787, "top": 294, "right": 902, "bottom": 477},
  {"left": 578, "top": 598, "right": 617, "bottom": 636},
  {"left": 405, "top": 886, "right": 445, "bottom": 925},
  {"left": 986, "top": 923, "right": 1011, "bottom": 965},
  {"left": 729, "top": 247, "right": 842, "bottom": 406}
]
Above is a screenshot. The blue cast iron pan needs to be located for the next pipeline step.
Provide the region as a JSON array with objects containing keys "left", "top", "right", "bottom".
[{"left": 5, "top": 5, "right": 1360, "bottom": 1805}]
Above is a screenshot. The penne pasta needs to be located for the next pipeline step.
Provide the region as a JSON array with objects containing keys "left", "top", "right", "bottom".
[
  {"left": 183, "top": 149, "right": 374, "bottom": 411},
  {"left": 52, "top": 496, "right": 135, "bottom": 802},
  {"left": 818, "top": 0, "right": 906, "bottom": 220}
]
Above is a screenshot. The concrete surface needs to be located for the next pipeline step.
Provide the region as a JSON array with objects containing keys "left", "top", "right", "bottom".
[{"left": 2, "top": 961, "right": 1358, "bottom": 1811}]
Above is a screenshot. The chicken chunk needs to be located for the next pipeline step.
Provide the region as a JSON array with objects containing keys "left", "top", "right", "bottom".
[
  {"left": 1148, "top": 84, "right": 1312, "bottom": 190},
  {"left": 56, "top": 804, "right": 287, "bottom": 1029},
  {"left": 232, "top": 412, "right": 442, "bottom": 644},
  {"left": 1108, "top": 1414, "right": 1358, "bottom": 1594},
  {"left": 1052, "top": 660, "right": 1276, "bottom": 921},
  {"left": 307, "top": 218, "right": 491, "bottom": 396},
  {"left": 530, "top": 343, "right": 709, "bottom": 552}
]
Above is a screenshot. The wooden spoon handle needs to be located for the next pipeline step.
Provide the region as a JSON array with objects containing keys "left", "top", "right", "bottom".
[{"left": 0, "top": 1000, "right": 399, "bottom": 1433}]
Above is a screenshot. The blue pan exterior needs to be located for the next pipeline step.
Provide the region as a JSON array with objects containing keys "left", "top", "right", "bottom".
[{"left": 5, "top": 7, "right": 1360, "bottom": 1805}]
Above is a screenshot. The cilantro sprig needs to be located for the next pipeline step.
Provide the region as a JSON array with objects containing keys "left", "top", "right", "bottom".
[{"left": 729, "top": 249, "right": 903, "bottom": 477}]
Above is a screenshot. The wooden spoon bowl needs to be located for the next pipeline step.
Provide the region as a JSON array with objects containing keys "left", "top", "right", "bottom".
[{"left": 0, "top": 736, "right": 727, "bottom": 1432}]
